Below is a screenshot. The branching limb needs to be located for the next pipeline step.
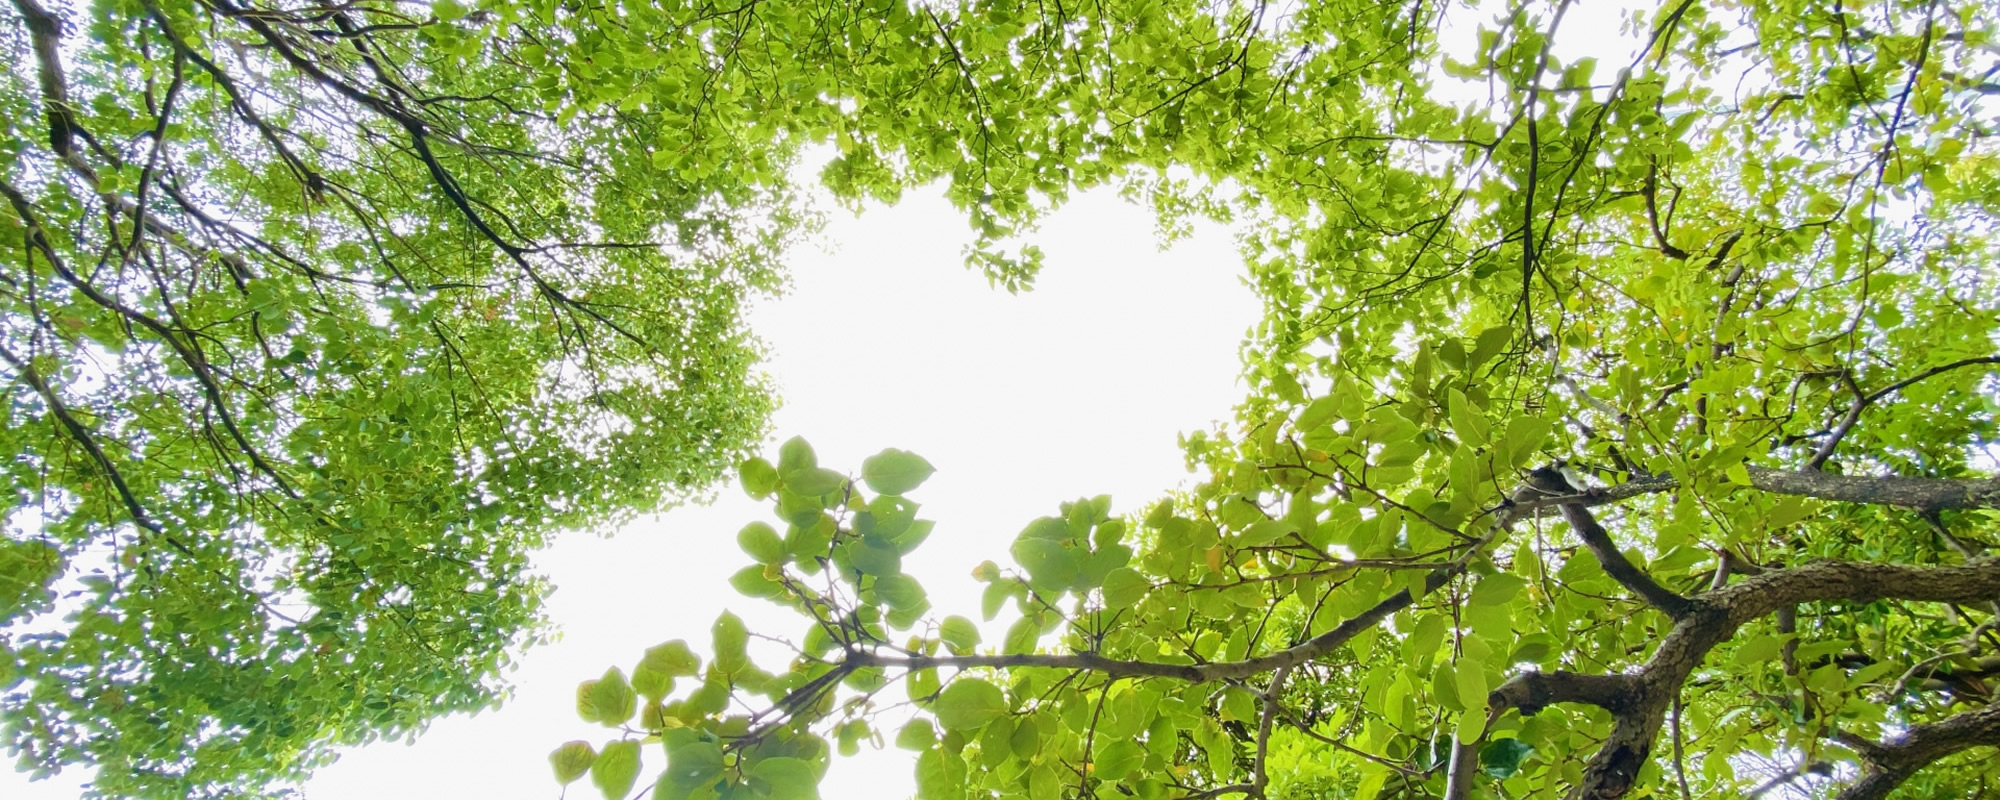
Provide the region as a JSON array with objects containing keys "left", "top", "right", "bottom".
[
  {"left": 1563, "top": 501, "right": 1693, "bottom": 617},
  {"left": 847, "top": 564, "right": 1458, "bottom": 684},
  {"left": 1557, "top": 557, "right": 2000, "bottom": 798},
  {"left": 1247, "top": 665, "right": 1292, "bottom": 796},
  {"left": 1525, "top": 466, "right": 1693, "bottom": 616},
  {"left": 1832, "top": 701, "right": 2000, "bottom": 800},
  {"left": 1808, "top": 355, "right": 2000, "bottom": 470},
  {"left": 1488, "top": 670, "right": 1642, "bottom": 716}
]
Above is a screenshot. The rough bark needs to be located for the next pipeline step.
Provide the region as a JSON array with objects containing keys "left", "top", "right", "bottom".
[{"left": 1533, "top": 558, "right": 2000, "bottom": 799}]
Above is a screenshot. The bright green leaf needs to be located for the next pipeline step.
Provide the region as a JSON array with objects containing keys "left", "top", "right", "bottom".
[
  {"left": 591, "top": 740, "right": 641, "bottom": 800},
  {"left": 932, "top": 678, "right": 1008, "bottom": 731},
  {"left": 862, "top": 449, "right": 937, "bottom": 495}
]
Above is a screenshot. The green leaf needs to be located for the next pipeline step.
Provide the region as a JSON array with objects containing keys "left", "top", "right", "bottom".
[
  {"left": 738, "top": 522, "right": 787, "bottom": 564},
  {"left": 835, "top": 719, "right": 870, "bottom": 757},
  {"left": 786, "top": 467, "right": 848, "bottom": 497},
  {"left": 932, "top": 678, "right": 1008, "bottom": 731},
  {"left": 896, "top": 718, "right": 938, "bottom": 750},
  {"left": 549, "top": 741, "right": 596, "bottom": 785},
  {"left": 1733, "top": 633, "right": 1790, "bottom": 666},
  {"left": 1454, "top": 708, "right": 1486, "bottom": 746},
  {"left": 907, "top": 666, "right": 941, "bottom": 700},
  {"left": 1453, "top": 659, "right": 1488, "bottom": 717},
  {"left": 591, "top": 740, "right": 641, "bottom": 800},
  {"left": 1011, "top": 538, "right": 1077, "bottom": 592},
  {"left": 1094, "top": 739, "right": 1145, "bottom": 782},
  {"left": 778, "top": 437, "right": 818, "bottom": 474},
  {"left": 712, "top": 611, "right": 749, "bottom": 673},
  {"left": 662, "top": 730, "right": 725, "bottom": 790},
  {"left": 1725, "top": 462, "right": 1754, "bottom": 486},
  {"left": 1448, "top": 388, "right": 1490, "bottom": 447},
  {"left": 730, "top": 565, "right": 786, "bottom": 600},
  {"left": 1217, "top": 687, "right": 1257, "bottom": 722},
  {"left": 1099, "top": 567, "right": 1151, "bottom": 610},
  {"left": 1297, "top": 395, "right": 1341, "bottom": 432},
  {"left": 749, "top": 756, "right": 820, "bottom": 800},
  {"left": 1406, "top": 614, "right": 1447, "bottom": 660},
  {"left": 861, "top": 449, "right": 937, "bottom": 495},
  {"left": 1238, "top": 519, "right": 1296, "bottom": 547},
  {"left": 575, "top": 680, "right": 604, "bottom": 723},
  {"left": 1003, "top": 615, "right": 1040, "bottom": 655},
  {"left": 590, "top": 667, "right": 637, "bottom": 728},
  {"left": 639, "top": 640, "right": 701, "bottom": 678},
  {"left": 848, "top": 535, "right": 902, "bottom": 576},
  {"left": 939, "top": 615, "right": 981, "bottom": 654},
  {"left": 1500, "top": 417, "right": 1553, "bottom": 467},
  {"left": 980, "top": 580, "right": 1015, "bottom": 620},
  {"left": 1468, "top": 325, "right": 1512, "bottom": 370},
  {"left": 1469, "top": 574, "right": 1525, "bottom": 606},
  {"left": 740, "top": 457, "right": 780, "bottom": 499},
  {"left": 874, "top": 573, "right": 927, "bottom": 611},
  {"left": 1480, "top": 738, "right": 1535, "bottom": 778},
  {"left": 916, "top": 748, "right": 967, "bottom": 800}
]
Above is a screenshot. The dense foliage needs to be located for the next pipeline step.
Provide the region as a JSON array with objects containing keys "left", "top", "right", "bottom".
[
  {"left": 550, "top": 0, "right": 2000, "bottom": 799},
  {"left": 0, "top": 0, "right": 1095, "bottom": 795}
]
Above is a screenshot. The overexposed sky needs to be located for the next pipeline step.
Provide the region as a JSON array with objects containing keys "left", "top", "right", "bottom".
[
  {"left": 3, "top": 180, "right": 1256, "bottom": 800},
  {"left": 311, "top": 183, "right": 1257, "bottom": 799}
]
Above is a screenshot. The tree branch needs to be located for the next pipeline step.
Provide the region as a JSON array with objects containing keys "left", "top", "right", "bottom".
[
  {"left": 1833, "top": 701, "right": 2000, "bottom": 800},
  {"left": 848, "top": 565, "right": 1459, "bottom": 684},
  {"left": 1488, "top": 670, "right": 1642, "bottom": 716},
  {"left": 1560, "top": 557, "right": 2000, "bottom": 799},
  {"left": 1514, "top": 467, "right": 2000, "bottom": 513},
  {"left": 12, "top": 0, "right": 78, "bottom": 158},
  {"left": 1808, "top": 355, "right": 2000, "bottom": 470},
  {"left": 1524, "top": 467, "right": 1693, "bottom": 616},
  {"left": 1563, "top": 502, "right": 1693, "bottom": 617}
]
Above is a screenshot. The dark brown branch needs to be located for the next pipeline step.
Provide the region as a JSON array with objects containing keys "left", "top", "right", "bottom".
[
  {"left": 1809, "top": 355, "right": 2000, "bottom": 470},
  {"left": 1489, "top": 670, "right": 1641, "bottom": 716},
  {"left": 1561, "top": 557, "right": 2000, "bottom": 799},
  {"left": 1743, "top": 466, "right": 2000, "bottom": 512},
  {"left": 1563, "top": 502, "right": 1693, "bottom": 617},
  {"left": 1642, "top": 160, "right": 1689, "bottom": 259},
  {"left": 216, "top": 2, "right": 657, "bottom": 352},
  {"left": 12, "top": 0, "right": 77, "bottom": 157},
  {"left": 0, "top": 343, "right": 173, "bottom": 545},
  {"left": 1524, "top": 466, "right": 1693, "bottom": 616},
  {"left": 0, "top": 177, "right": 298, "bottom": 498},
  {"left": 1833, "top": 701, "right": 2000, "bottom": 800}
]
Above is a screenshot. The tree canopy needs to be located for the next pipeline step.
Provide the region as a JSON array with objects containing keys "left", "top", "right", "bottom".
[
  {"left": 0, "top": 0, "right": 1089, "bottom": 795},
  {"left": 547, "top": 0, "right": 2000, "bottom": 799}
]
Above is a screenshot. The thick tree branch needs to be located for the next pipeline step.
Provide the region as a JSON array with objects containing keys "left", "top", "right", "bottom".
[
  {"left": 1524, "top": 466, "right": 1693, "bottom": 616},
  {"left": 12, "top": 0, "right": 78, "bottom": 157},
  {"left": 1563, "top": 503, "right": 1693, "bottom": 617},
  {"left": 1489, "top": 670, "right": 1642, "bottom": 716},
  {"left": 1712, "top": 558, "right": 2000, "bottom": 623},
  {"left": 1515, "top": 467, "right": 2000, "bottom": 513},
  {"left": 1561, "top": 557, "right": 2000, "bottom": 799},
  {"left": 1833, "top": 701, "right": 2000, "bottom": 800}
]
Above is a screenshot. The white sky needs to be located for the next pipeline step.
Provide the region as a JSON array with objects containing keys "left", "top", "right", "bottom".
[{"left": 2, "top": 181, "right": 1257, "bottom": 800}]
